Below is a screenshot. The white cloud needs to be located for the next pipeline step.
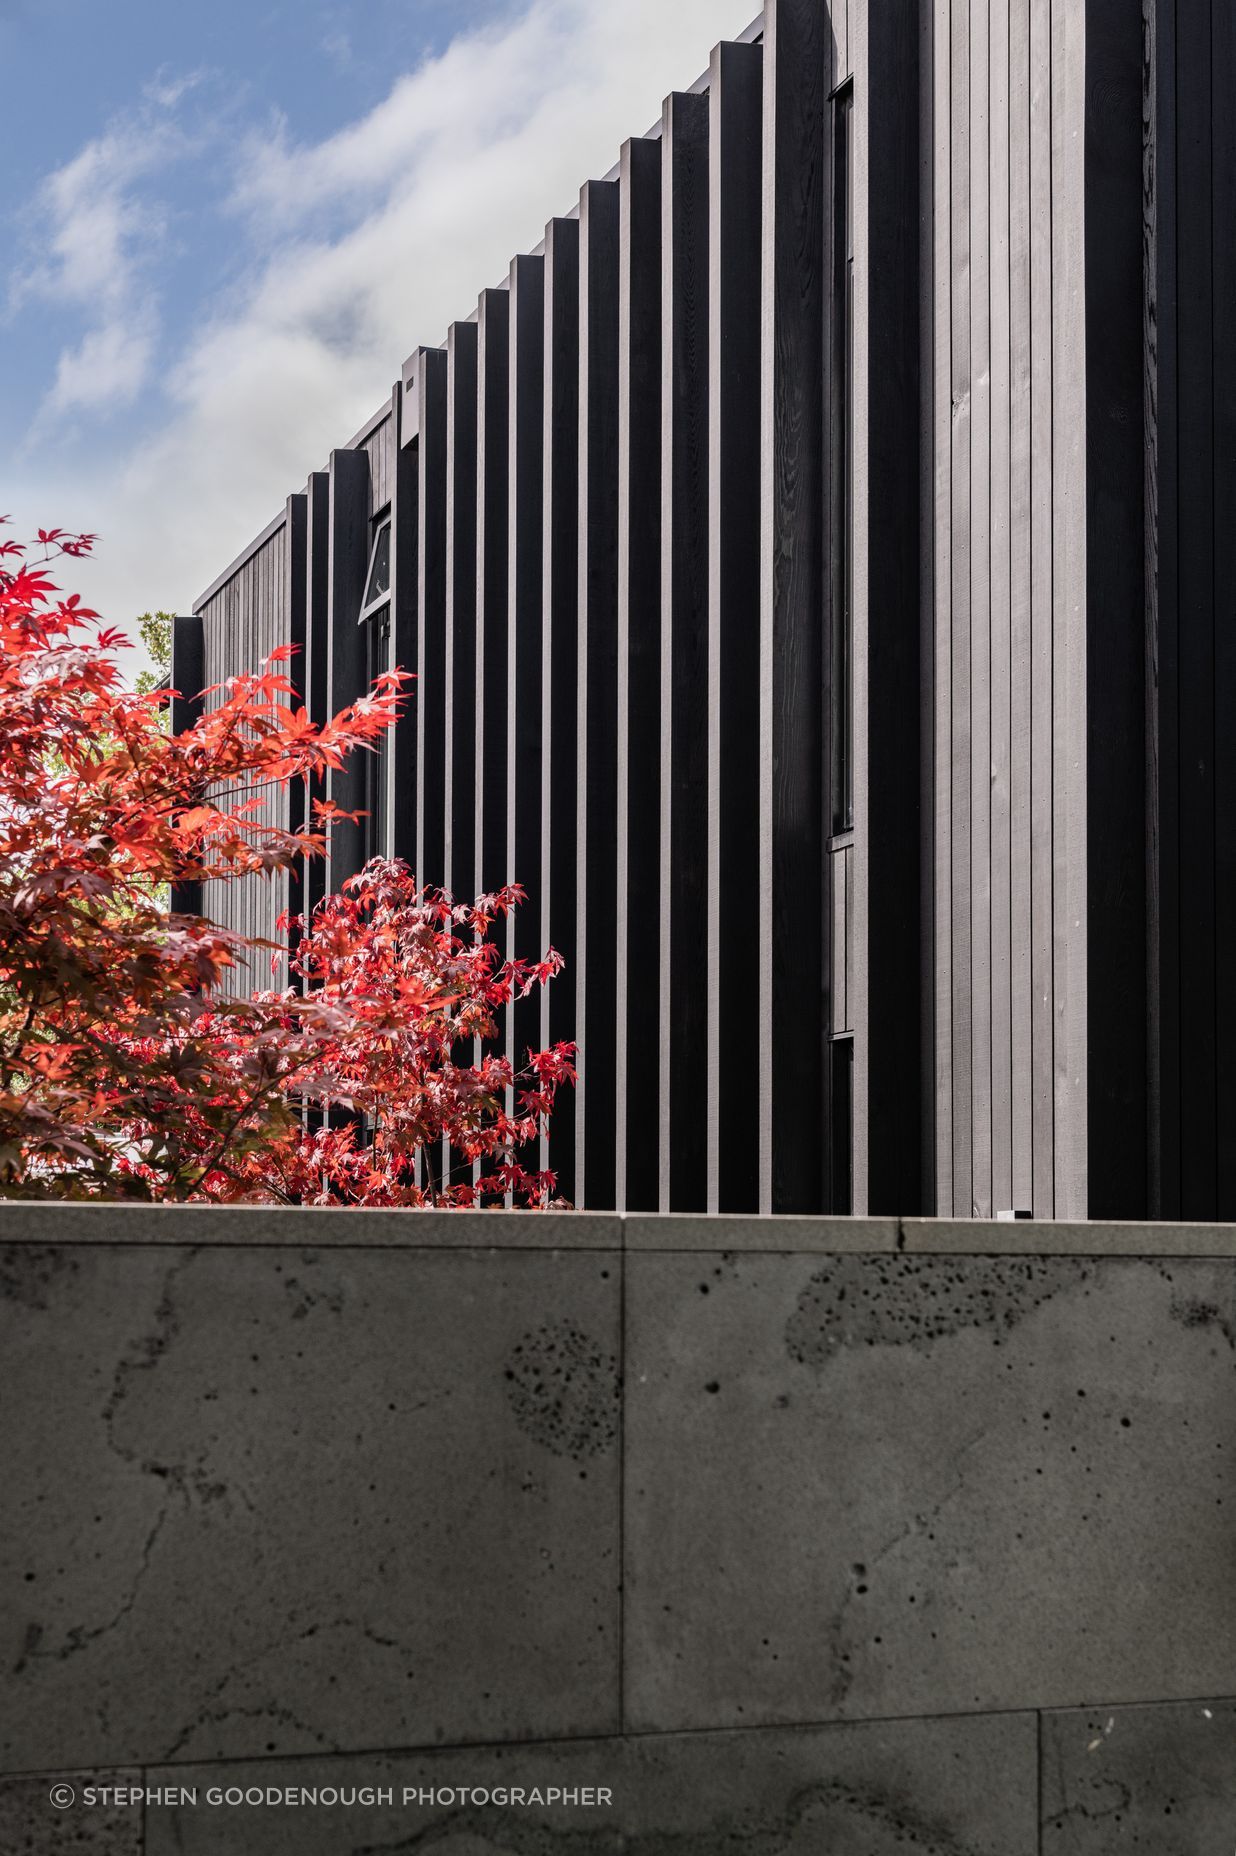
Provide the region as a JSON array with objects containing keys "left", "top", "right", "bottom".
[
  {"left": 7, "top": 0, "right": 758, "bottom": 651},
  {"left": 12, "top": 108, "right": 188, "bottom": 424},
  {"left": 142, "top": 67, "right": 209, "bottom": 110},
  {"left": 42, "top": 312, "right": 158, "bottom": 418}
]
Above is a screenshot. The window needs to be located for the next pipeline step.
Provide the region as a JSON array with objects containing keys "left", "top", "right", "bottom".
[
  {"left": 359, "top": 513, "right": 392, "bottom": 861},
  {"left": 831, "top": 86, "right": 854, "bottom": 836},
  {"left": 360, "top": 516, "right": 391, "bottom": 621}
]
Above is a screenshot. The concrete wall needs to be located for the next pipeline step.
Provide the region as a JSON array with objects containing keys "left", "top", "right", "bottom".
[{"left": 3, "top": 1203, "right": 1236, "bottom": 1851}]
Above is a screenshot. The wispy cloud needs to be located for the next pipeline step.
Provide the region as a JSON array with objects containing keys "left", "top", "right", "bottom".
[
  {"left": 11, "top": 98, "right": 194, "bottom": 425},
  {"left": 143, "top": 67, "right": 210, "bottom": 110},
  {"left": 8, "top": 0, "right": 756, "bottom": 642}
]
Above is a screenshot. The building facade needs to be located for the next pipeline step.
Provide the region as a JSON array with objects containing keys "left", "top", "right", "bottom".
[{"left": 177, "top": 0, "right": 1228, "bottom": 1223}]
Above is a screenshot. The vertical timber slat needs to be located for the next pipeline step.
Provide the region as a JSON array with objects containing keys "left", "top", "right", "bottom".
[
  {"left": 445, "top": 323, "right": 479, "bottom": 900},
  {"left": 575, "top": 182, "right": 620, "bottom": 1211},
  {"left": 614, "top": 137, "right": 662, "bottom": 1213},
  {"left": 660, "top": 88, "right": 711, "bottom": 1212},
  {"left": 758, "top": 0, "right": 827, "bottom": 1214},
  {"left": 539, "top": 216, "right": 581, "bottom": 1197},
  {"left": 706, "top": 39, "right": 762, "bottom": 1214}
]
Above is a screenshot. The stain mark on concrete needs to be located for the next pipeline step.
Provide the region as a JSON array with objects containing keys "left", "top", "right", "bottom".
[
  {"left": 1168, "top": 1292, "right": 1236, "bottom": 1348},
  {"left": 163, "top": 1617, "right": 413, "bottom": 1760},
  {"left": 786, "top": 1255, "right": 1093, "bottom": 1367},
  {"left": 0, "top": 1245, "right": 79, "bottom": 1311},
  {"left": 0, "top": 1767, "right": 142, "bottom": 1854},
  {"left": 101, "top": 1250, "right": 199, "bottom": 1449},
  {"left": 505, "top": 1321, "right": 619, "bottom": 1461},
  {"left": 347, "top": 1773, "right": 988, "bottom": 1854},
  {"left": 283, "top": 1270, "right": 346, "bottom": 1322}
]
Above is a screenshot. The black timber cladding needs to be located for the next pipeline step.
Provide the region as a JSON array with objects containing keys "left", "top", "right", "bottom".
[
  {"left": 660, "top": 87, "right": 710, "bottom": 1213},
  {"left": 706, "top": 39, "right": 762, "bottom": 1214},
  {"left": 614, "top": 132, "right": 662, "bottom": 1215},
  {"left": 185, "top": 2, "right": 896, "bottom": 1211},
  {"left": 1147, "top": 0, "right": 1236, "bottom": 1220},
  {"left": 187, "top": 1, "right": 1188, "bottom": 1218},
  {"left": 540, "top": 212, "right": 580, "bottom": 1198}
]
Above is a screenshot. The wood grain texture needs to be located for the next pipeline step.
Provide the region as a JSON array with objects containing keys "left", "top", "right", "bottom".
[
  {"left": 949, "top": 0, "right": 974, "bottom": 1214},
  {"left": 1008, "top": 0, "right": 1033, "bottom": 1212},
  {"left": 1149, "top": 0, "right": 1180, "bottom": 1217},
  {"left": 706, "top": 39, "right": 762, "bottom": 1214},
  {"left": 475, "top": 288, "right": 510, "bottom": 902},
  {"left": 932, "top": 0, "right": 955, "bottom": 1214},
  {"left": 538, "top": 214, "right": 580, "bottom": 1197},
  {"left": 574, "top": 179, "right": 620, "bottom": 1211},
  {"left": 1049, "top": 0, "right": 1089, "bottom": 1219},
  {"left": 326, "top": 448, "right": 370, "bottom": 893},
  {"left": 304, "top": 472, "right": 332, "bottom": 922},
  {"left": 861, "top": 0, "right": 925, "bottom": 1214},
  {"left": 444, "top": 323, "right": 479, "bottom": 900},
  {"left": 1176, "top": 0, "right": 1217, "bottom": 1216},
  {"left": 660, "top": 88, "right": 710, "bottom": 1213},
  {"left": 989, "top": 0, "right": 1013, "bottom": 1215},
  {"left": 283, "top": 492, "right": 308, "bottom": 981},
  {"left": 759, "top": 0, "right": 827, "bottom": 1214},
  {"left": 414, "top": 348, "right": 448, "bottom": 889},
  {"left": 968, "top": 0, "right": 993, "bottom": 1218},
  {"left": 169, "top": 615, "right": 205, "bottom": 920},
  {"left": 390, "top": 393, "right": 418, "bottom": 873},
  {"left": 614, "top": 135, "right": 662, "bottom": 1213},
  {"left": 1082, "top": 0, "right": 1147, "bottom": 1216},
  {"left": 1210, "top": 2, "right": 1236, "bottom": 1214},
  {"left": 1028, "top": 0, "right": 1053, "bottom": 1214},
  {"left": 506, "top": 253, "right": 546, "bottom": 1119}
]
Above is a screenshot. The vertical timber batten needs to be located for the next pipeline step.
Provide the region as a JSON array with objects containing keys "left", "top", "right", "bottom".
[
  {"left": 169, "top": 615, "right": 205, "bottom": 921},
  {"left": 507, "top": 253, "right": 546, "bottom": 1141},
  {"left": 475, "top": 288, "right": 511, "bottom": 905},
  {"left": 660, "top": 88, "right": 711, "bottom": 1213},
  {"left": 284, "top": 492, "right": 308, "bottom": 961},
  {"left": 1083, "top": 0, "right": 1147, "bottom": 1216},
  {"left": 540, "top": 215, "right": 581, "bottom": 1198},
  {"left": 304, "top": 472, "right": 331, "bottom": 923},
  {"left": 758, "top": 0, "right": 827, "bottom": 1214},
  {"left": 325, "top": 448, "right": 370, "bottom": 894},
  {"left": 1050, "top": 0, "right": 1088, "bottom": 1218},
  {"left": 860, "top": 0, "right": 925, "bottom": 1213},
  {"left": 413, "top": 348, "right": 448, "bottom": 890},
  {"left": 614, "top": 136, "right": 662, "bottom": 1213},
  {"left": 706, "top": 38, "right": 763, "bottom": 1214},
  {"left": 575, "top": 180, "right": 620, "bottom": 1212},
  {"left": 444, "top": 323, "right": 479, "bottom": 901}
]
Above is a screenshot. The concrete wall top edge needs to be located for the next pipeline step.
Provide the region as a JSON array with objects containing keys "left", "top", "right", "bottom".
[{"left": 2, "top": 1203, "right": 1236, "bottom": 1256}]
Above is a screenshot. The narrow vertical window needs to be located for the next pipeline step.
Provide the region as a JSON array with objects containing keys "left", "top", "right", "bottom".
[
  {"left": 831, "top": 86, "right": 854, "bottom": 835},
  {"left": 359, "top": 513, "right": 392, "bottom": 864}
]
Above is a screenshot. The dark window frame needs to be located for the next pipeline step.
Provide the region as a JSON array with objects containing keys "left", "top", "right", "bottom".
[
  {"left": 359, "top": 506, "right": 392, "bottom": 864},
  {"left": 359, "top": 510, "right": 392, "bottom": 625}
]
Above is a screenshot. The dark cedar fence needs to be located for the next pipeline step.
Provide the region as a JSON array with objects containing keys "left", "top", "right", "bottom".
[{"left": 184, "top": 0, "right": 931, "bottom": 1216}]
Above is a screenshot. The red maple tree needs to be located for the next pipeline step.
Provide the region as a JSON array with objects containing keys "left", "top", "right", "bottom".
[{"left": 0, "top": 524, "right": 573, "bottom": 1205}]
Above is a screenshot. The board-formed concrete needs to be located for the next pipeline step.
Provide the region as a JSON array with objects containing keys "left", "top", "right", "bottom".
[
  {"left": 624, "top": 1249, "right": 1236, "bottom": 1729},
  {"left": 143, "top": 1712, "right": 1038, "bottom": 1855},
  {"left": 1041, "top": 1699, "right": 1236, "bottom": 1852},
  {"left": 5, "top": 1203, "right": 1236, "bottom": 1845},
  {"left": 0, "top": 1242, "right": 621, "bottom": 1773}
]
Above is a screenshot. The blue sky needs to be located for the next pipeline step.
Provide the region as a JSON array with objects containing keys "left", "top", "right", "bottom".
[
  {"left": 1, "top": 0, "right": 506, "bottom": 448},
  {"left": 1, "top": 0, "right": 754, "bottom": 662}
]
